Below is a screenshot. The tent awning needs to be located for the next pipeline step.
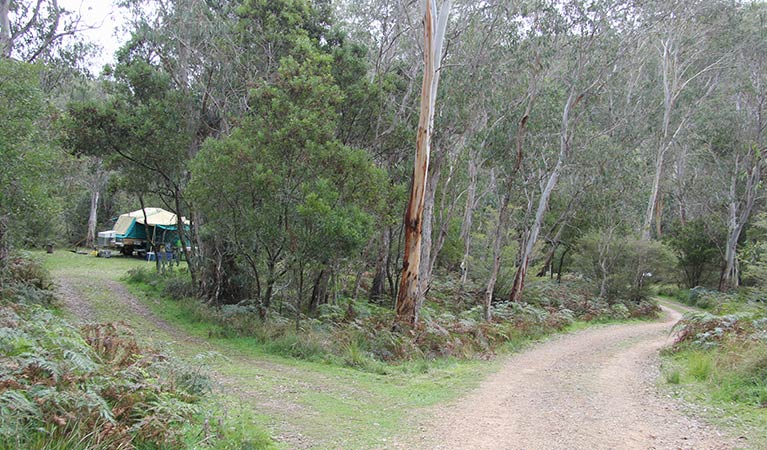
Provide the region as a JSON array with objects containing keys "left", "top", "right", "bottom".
[{"left": 113, "top": 208, "right": 189, "bottom": 239}]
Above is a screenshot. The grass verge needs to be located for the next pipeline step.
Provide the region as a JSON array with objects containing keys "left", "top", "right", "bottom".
[{"left": 659, "top": 298, "right": 767, "bottom": 450}]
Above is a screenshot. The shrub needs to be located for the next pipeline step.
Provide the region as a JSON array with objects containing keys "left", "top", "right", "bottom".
[
  {"left": 123, "top": 267, "right": 660, "bottom": 373},
  {"left": 124, "top": 267, "right": 155, "bottom": 285},
  {"left": 0, "top": 304, "right": 207, "bottom": 447},
  {"left": 685, "top": 286, "right": 735, "bottom": 310},
  {"left": 664, "top": 219, "right": 724, "bottom": 288},
  {"left": 573, "top": 232, "right": 676, "bottom": 302},
  {"left": 673, "top": 312, "right": 755, "bottom": 347},
  {"left": 610, "top": 303, "right": 630, "bottom": 320},
  {"left": 4, "top": 252, "right": 52, "bottom": 291},
  {"left": 163, "top": 273, "right": 197, "bottom": 301},
  {"left": 668, "top": 300, "right": 767, "bottom": 408}
]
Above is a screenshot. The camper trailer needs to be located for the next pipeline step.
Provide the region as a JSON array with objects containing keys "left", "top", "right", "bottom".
[{"left": 98, "top": 208, "right": 189, "bottom": 257}]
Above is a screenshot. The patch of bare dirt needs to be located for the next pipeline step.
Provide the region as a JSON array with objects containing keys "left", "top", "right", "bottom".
[
  {"left": 54, "top": 276, "right": 97, "bottom": 322},
  {"left": 54, "top": 275, "right": 193, "bottom": 341},
  {"left": 394, "top": 307, "right": 736, "bottom": 450}
]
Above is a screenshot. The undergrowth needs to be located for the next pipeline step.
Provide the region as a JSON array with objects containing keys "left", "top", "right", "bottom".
[
  {"left": 0, "top": 253, "right": 272, "bottom": 449},
  {"left": 126, "top": 268, "right": 660, "bottom": 374},
  {"left": 662, "top": 291, "right": 767, "bottom": 445}
]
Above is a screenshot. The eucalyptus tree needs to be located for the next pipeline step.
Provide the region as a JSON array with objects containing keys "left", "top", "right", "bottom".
[
  {"left": 336, "top": 0, "right": 423, "bottom": 303},
  {"left": 418, "top": 0, "right": 509, "bottom": 299},
  {"left": 83, "top": 158, "right": 109, "bottom": 248},
  {"left": 506, "top": 0, "right": 636, "bottom": 303},
  {"left": 0, "top": 0, "right": 92, "bottom": 62},
  {"left": 638, "top": 0, "right": 728, "bottom": 240},
  {"left": 718, "top": 2, "right": 767, "bottom": 289},
  {"left": 395, "top": 0, "right": 451, "bottom": 325},
  {"left": 685, "top": 4, "right": 767, "bottom": 290}
]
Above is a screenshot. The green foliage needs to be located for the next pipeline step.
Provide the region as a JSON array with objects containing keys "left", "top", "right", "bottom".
[
  {"left": 522, "top": 279, "right": 660, "bottom": 321},
  {"left": 669, "top": 297, "right": 767, "bottom": 402},
  {"left": 683, "top": 286, "right": 731, "bottom": 310},
  {"left": 742, "top": 213, "right": 767, "bottom": 288},
  {"left": 665, "top": 219, "right": 723, "bottom": 288},
  {"left": 687, "top": 351, "right": 714, "bottom": 381},
  {"left": 189, "top": 36, "right": 386, "bottom": 307},
  {"left": 574, "top": 231, "right": 676, "bottom": 301},
  {"left": 63, "top": 60, "right": 191, "bottom": 195},
  {"left": 665, "top": 368, "right": 681, "bottom": 384},
  {"left": 127, "top": 270, "right": 660, "bottom": 375},
  {"left": 0, "top": 254, "right": 221, "bottom": 448},
  {"left": 0, "top": 59, "right": 61, "bottom": 252}
]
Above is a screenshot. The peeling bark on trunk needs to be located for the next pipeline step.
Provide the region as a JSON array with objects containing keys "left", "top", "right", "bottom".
[
  {"left": 395, "top": 0, "right": 450, "bottom": 326},
  {"left": 418, "top": 147, "right": 444, "bottom": 300}
]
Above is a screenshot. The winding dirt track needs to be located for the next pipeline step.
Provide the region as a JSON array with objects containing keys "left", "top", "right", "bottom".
[
  {"left": 55, "top": 271, "right": 736, "bottom": 449},
  {"left": 399, "top": 306, "right": 736, "bottom": 450}
]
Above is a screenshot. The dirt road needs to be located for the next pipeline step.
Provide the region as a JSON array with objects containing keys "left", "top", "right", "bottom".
[
  {"left": 401, "top": 307, "right": 735, "bottom": 450},
  {"left": 53, "top": 265, "right": 734, "bottom": 449}
]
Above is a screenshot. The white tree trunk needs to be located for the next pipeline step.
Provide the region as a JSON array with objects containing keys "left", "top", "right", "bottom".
[
  {"left": 0, "top": 0, "right": 10, "bottom": 58},
  {"left": 510, "top": 89, "right": 574, "bottom": 302},
  {"left": 722, "top": 154, "right": 760, "bottom": 290},
  {"left": 418, "top": 148, "right": 444, "bottom": 299},
  {"left": 459, "top": 153, "right": 479, "bottom": 286},
  {"left": 484, "top": 190, "right": 511, "bottom": 321},
  {"left": 641, "top": 152, "right": 665, "bottom": 241},
  {"left": 396, "top": 0, "right": 450, "bottom": 325},
  {"left": 86, "top": 190, "right": 100, "bottom": 248}
]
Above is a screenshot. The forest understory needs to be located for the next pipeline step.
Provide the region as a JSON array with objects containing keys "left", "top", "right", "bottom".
[{"left": 3, "top": 0, "right": 767, "bottom": 448}]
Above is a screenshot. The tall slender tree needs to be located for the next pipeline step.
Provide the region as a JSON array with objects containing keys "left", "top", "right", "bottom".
[{"left": 396, "top": 0, "right": 451, "bottom": 325}]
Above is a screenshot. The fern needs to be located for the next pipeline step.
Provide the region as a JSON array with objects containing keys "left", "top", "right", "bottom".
[
  {"left": 18, "top": 353, "right": 62, "bottom": 382},
  {"left": 62, "top": 349, "right": 98, "bottom": 375}
]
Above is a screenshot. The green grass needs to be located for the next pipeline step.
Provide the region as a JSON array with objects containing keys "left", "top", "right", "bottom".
[
  {"left": 42, "top": 249, "right": 156, "bottom": 280},
  {"left": 660, "top": 298, "right": 767, "bottom": 449},
  {"left": 39, "top": 250, "right": 681, "bottom": 449},
  {"left": 39, "top": 250, "right": 496, "bottom": 449},
  {"left": 687, "top": 351, "right": 713, "bottom": 381}
]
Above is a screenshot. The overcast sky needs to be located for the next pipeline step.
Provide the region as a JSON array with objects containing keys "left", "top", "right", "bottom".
[{"left": 59, "top": 0, "right": 129, "bottom": 74}]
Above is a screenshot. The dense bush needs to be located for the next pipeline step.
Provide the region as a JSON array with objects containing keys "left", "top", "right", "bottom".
[
  {"left": 664, "top": 219, "right": 724, "bottom": 288},
  {"left": 0, "top": 257, "right": 209, "bottom": 449},
  {"left": 573, "top": 233, "right": 677, "bottom": 302},
  {"left": 127, "top": 272, "right": 660, "bottom": 374},
  {"left": 684, "top": 286, "right": 732, "bottom": 310}
]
